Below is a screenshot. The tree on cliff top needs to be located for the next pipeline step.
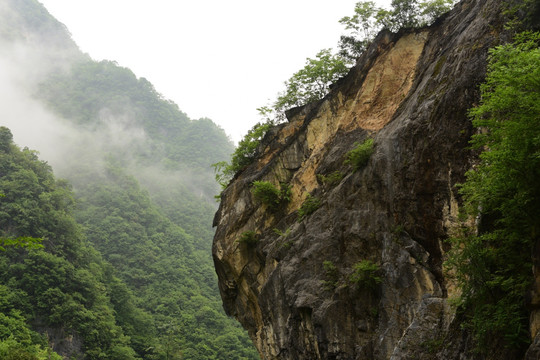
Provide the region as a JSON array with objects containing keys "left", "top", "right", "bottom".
[
  {"left": 273, "top": 49, "right": 349, "bottom": 116},
  {"left": 339, "top": 0, "right": 456, "bottom": 60},
  {"left": 273, "top": 0, "right": 457, "bottom": 116}
]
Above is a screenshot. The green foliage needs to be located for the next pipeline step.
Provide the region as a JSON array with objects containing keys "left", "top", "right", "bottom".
[
  {"left": 0, "top": 236, "right": 43, "bottom": 251},
  {"left": 297, "top": 193, "right": 321, "bottom": 221},
  {"left": 349, "top": 260, "right": 382, "bottom": 289},
  {"left": 25, "top": 37, "right": 255, "bottom": 357},
  {"left": 503, "top": 0, "right": 540, "bottom": 31},
  {"left": 255, "top": 48, "right": 349, "bottom": 124},
  {"left": 0, "top": 51, "right": 257, "bottom": 357},
  {"left": 0, "top": 308, "right": 62, "bottom": 360},
  {"left": 3, "top": 2, "right": 257, "bottom": 357},
  {"left": 345, "top": 138, "right": 374, "bottom": 171},
  {"left": 338, "top": 0, "right": 456, "bottom": 59},
  {"left": 322, "top": 260, "right": 340, "bottom": 289},
  {"left": 252, "top": 0, "right": 456, "bottom": 127},
  {"left": 273, "top": 227, "right": 293, "bottom": 249},
  {"left": 274, "top": 49, "right": 349, "bottom": 113},
  {"left": 213, "top": 122, "right": 274, "bottom": 191},
  {"left": 317, "top": 171, "right": 344, "bottom": 187},
  {"left": 273, "top": 227, "right": 292, "bottom": 238},
  {"left": 392, "top": 224, "right": 406, "bottom": 236},
  {"left": 279, "top": 182, "right": 293, "bottom": 204},
  {"left": 447, "top": 32, "right": 540, "bottom": 352},
  {"left": 0, "top": 338, "right": 63, "bottom": 360},
  {"left": 230, "top": 121, "right": 273, "bottom": 172},
  {"left": 237, "top": 231, "right": 258, "bottom": 246},
  {"left": 0, "top": 127, "right": 13, "bottom": 153},
  {"left": 421, "top": 337, "right": 444, "bottom": 354},
  {"left": 339, "top": 1, "right": 380, "bottom": 62},
  {"left": 75, "top": 160, "right": 259, "bottom": 359},
  {"left": 251, "top": 181, "right": 291, "bottom": 212},
  {"left": 212, "top": 161, "right": 232, "bottom": 192},
  {"left": 229, "top": 0, "right": 455, "bottom": 188},
  {"left": 251, "top": 181, "right": 280, "bottom": 206},
  {"left": 419, "top": 0, "right": 456, "bottom": 22},
  {"left": 0, "top": 135, "right": 258, "bottom": 359},
  {"left": 386, "top": 0, "right": 422, "bottom": 29}
]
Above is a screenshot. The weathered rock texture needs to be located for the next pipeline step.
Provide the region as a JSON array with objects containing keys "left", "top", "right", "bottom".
[{"left": 213, "top": 0, "right": 534, "bottom": 359}]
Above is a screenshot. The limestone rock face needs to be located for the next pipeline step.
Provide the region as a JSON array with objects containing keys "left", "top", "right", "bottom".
[{"left": 213, "top": 0, "right": 527, "bottom": 358}]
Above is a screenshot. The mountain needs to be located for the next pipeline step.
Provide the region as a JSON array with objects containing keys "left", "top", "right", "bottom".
[
  {"left": 0, "top": 0, "right": 258, "bottom": 358},
  {"left": 212, "top": 0, "right": 540, "bottom": 359}
]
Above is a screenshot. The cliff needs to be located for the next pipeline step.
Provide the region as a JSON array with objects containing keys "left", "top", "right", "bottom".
[{"left": 213, "top": 0, "right": 536, "bottom": 359}]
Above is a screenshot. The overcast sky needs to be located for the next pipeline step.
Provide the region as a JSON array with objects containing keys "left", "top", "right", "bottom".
[{"left": 39, "top": 0, "right": 391, "bottom": 143}]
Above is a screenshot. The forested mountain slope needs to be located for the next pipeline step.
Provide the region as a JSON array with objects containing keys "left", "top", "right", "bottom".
[
  {"left": 0, "top": 127, "right": 139, "bottom": 358},
  {"left": 0, "top": 0, "right": 258, "bottom": 358}
]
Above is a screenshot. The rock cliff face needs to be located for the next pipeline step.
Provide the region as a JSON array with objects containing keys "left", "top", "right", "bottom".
[{"left": 213, "top": 0, "right": 531, "bottom": 358}]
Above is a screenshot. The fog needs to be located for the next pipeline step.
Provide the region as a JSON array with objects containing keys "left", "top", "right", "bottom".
[
  {"left": 0, "top": 1, "right": 87, "bottom": 169},
  {"left": 0, "top": 41, "right": 140, "bottom": 174},
  {"left": 0, "top": 2, "right": 220, "bottom": 206},
  {"left": 0, "top": 42, "right": 76, "bottom": 167}
]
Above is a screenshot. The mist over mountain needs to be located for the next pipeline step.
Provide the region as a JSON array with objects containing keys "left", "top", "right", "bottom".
[{"left": 0, "top": 0, "right": 256, "bottom": 359}]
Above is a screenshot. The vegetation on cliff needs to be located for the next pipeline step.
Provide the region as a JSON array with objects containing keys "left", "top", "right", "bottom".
[{"left": 448, "top": 31, "right": 540, "bottom": 353}]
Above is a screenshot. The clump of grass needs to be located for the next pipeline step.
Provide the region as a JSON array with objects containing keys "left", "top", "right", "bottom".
[
  {"left": 317, "top": 171, "right": 344, "bottom": 187},
  {"left": 349, "top": 260, "right": 382, "bottom": 289},
  {"left": 251, "top": 181, "right": 280, "bottom": 207},
  {"left": 298, "top": 193, "right": 321, "bottom": 221},
  {"left": 273, "top": 227, "right": 293, "bottom": 249},
  {"left": 322, "top": 260, "right": 339, "bottom": 290},
  {"left": 237, "top": 231, "right": 258, "bottom": 246},
  {"left": 251, "top": 181, "right": 291, "bottom": 211},
  {"left": 273, "top": 227, "right": 291, "bottom": 237},
  {"left": 345, "top": 138, "right": 374, "bottom": 171}
]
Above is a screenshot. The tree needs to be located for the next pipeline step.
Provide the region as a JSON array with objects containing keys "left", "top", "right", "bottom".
[
  {"left": 214, "top": 49, "right": 348, "bottom": 185},
  {"left": 389, "top": 0, "right": 421, "bottom": 29},
  {"left": 213, "top": 120, "right": 274, "bottom": 191},
  {"left": 338, "top": 0, "right": 456, "bottom": 60},
  {"left": 419, "top": 0, "right": 455, "bottom": 22},
  {"left": 447, "top": 31, "right": 540, "bottom": 352},
  {"left": 339, "top": 1, "right": 380, "bottom": 61},
  {"left": 275, "top": 49, "right": 349, "bottom": 113},
  {"left": 0, "top": 127, "right": 13, "bottom": 153},
  {"left": 0, "top": 129, "right": 142, "bottom": 359}
]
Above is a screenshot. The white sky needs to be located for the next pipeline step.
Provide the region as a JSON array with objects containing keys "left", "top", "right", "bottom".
[{"left": 38, "top": 0, "right": 391, "bottom": 143}]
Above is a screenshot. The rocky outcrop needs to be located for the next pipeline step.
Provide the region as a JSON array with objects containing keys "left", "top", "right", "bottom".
[{"left": 213, "top": 0, "right": 529, "bottom": 358}]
